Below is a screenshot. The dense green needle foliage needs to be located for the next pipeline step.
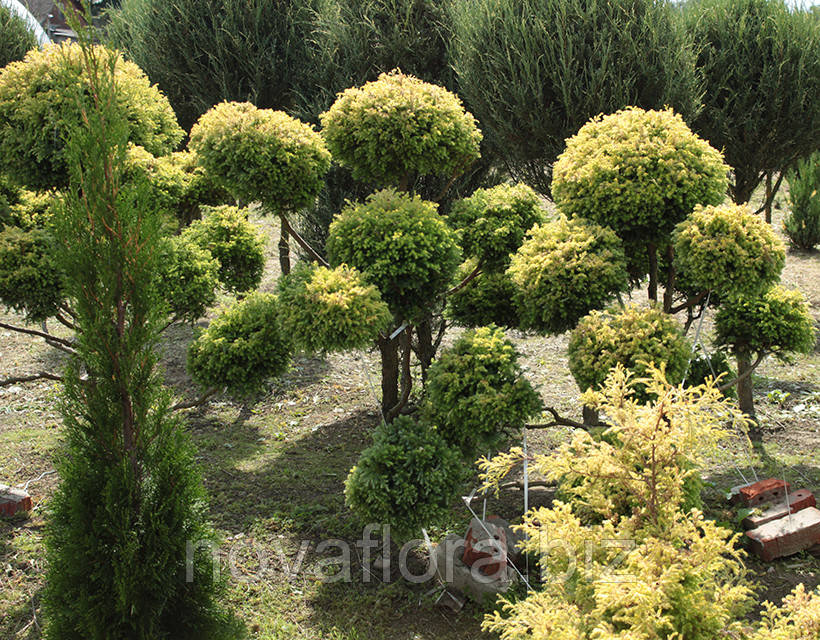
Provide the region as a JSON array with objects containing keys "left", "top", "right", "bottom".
[
  {"left": 447, "top": 260, "right": 521, "bottom": 329},
  {"left": 784, "top": 152, "right": 820, "bottom": 250},
  {"left": 0, "top": 4, "right": 37, "bottom": 69},
  {"left": 42, "top": 39, "right": 236, "bottom": 640},
  {"left": 0, "top": 226, "right": 63, "bottom": 321}
]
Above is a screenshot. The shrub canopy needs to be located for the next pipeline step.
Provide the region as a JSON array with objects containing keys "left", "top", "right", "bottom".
[
  {"left": 326, "top": 189, "right": 461, "bottom": 321},
  {"left": 0, "top": 226, "right": 63, "bottom": 321},
  {"left": 277, "top": 262, "right": 391, "bottom": 353},
  {"left": 424, "top": 325, "right": 542, "bottom": 456},
  {"left": 0, "top": 43, "right": 183, "bottom": 190},
  {"left": 447, "top": 260, "right": 520, "bottom": 329},
  {"left": 553, "top": 107, "right": 728, "bottom": 244},
  {"left": 784, "top": 152, "right": 820, "bottom": 250},
  {"left": 715, "top": 286, "right": 815, "bottom": 361},
  {"left": 320, "top": 71, "right": 482, "bottom": 187},
  {"left": 673, "top": 203, "right": 785, "bottom": 298},
  {"left": 507, "top": 216, "right": 629, "bottom": 334},
  {"left": 187, "top": 292, "right": 293, "bottom": 395},
  {"left": 190, "top": 101, "right": 331, "bottom": 212},
  {"left": 156, "top": 234, "right": 219, "bottom": 323},
  {"left": 568, "top": 304, "right": 690, "bottom": 400},
  {"left": 449, "top": 0, "right": 702, "bottom": 194},
  {"left": 344, "top": 415, "right": 464, "bottom": 539},
  {"left": 447, "top": 182, "right": 542, "bottom": 271},
  {"left": 686, "top": 0, "right": 820, "bottom": 204}
]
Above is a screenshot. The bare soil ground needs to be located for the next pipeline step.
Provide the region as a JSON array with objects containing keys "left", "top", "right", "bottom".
[{"left": 1, "top": 197, "right": 818, "bottom": 639}]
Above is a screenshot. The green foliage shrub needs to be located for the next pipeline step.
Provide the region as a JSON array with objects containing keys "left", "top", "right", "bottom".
[
  {"left": 0, "top": 43, "right": 183, "bottom": 190},
  {"left": 568, "top": 304, "right": 690, "bottom": 400},
  {"left": 447, "top": 182, "right": 542, "bottom": 270},
  {"left": 187, "top": 292, "right": 292, "bottom": 395},
  {"left": 673, "top": 203, "right": 786, "bottom": 297},
  {"left": 447, "top": 260, "right": 520, "bottom": 329},
  {"left": 277, "top": 262, "right": 391, "bottom": 353},
  {"left": 553, "top": 107, "right": 728, "bottom": 243},
  {"left": 0, "top": 226, "right": 63, "bottom": 321},
  {"left": 326, "top": 189, "right": 461, "bottom": 321},
  {"left": 344, "top": 415, "right": 465, "bottom": 538},
  {"left": 3, "top": 189, "right": 53, "bottom": 230},
  {"left": 686, "top": 0, "right": 820, "bottom": 204},
  {"left": 156, "top": 235, "right": 219, "bottom": 323},
  {"left": 0, "top": 5, "right": 37, "bottom": 69},
  {"left": 507, "top": 216, "right": 629, "bottom": 334},
  {"left": 449, "top": 0, "right": 702, "bottom": 194},
  {"left": 189, "top": 101, "right": 331, "bottom": 212},
  {"left": 685, "top": 351, "right": 736, "bottom": 398},
  {"left": 320, "top": 71, "right": 482, "bottom": 187},
  {"left": 109, "top": 0, "right": 316, "bottom": 131},
  {"left": 183, "top": 206, "right": 266, "bottom": 294},
  {"left": 715, "top": 286, "right": 815, "bottom": 360},
  {"left": 784, "top": 152, "right": 820, "bottom": 250},
  {"left": 424, "top": 325, "right": 542, "bottom": 456}
]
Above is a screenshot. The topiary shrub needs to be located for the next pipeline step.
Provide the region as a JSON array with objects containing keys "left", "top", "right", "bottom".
[
  {"left": 568, "top": 304, "right": 691, "bottom": 401},
  {"left": 0, "top": 226, "right": 64, "bottom": 321},
  {"left": 673, "top": 203, "right": 785, "bottom": 297},
  {"left": 182, "top": 205, "right": 266, "bottom": 294},
  {"left": 424, "top": 325, "right": 542, "bottom": 457},
  {"left": 326, "top": 188, "right": 461, "bottom": 322},
  {"left": 187, "top": 292, "right": 292, "bottom": 396},
  {"left": 447, "top": 182, "right": 543, "bottom": 270},
  {"left": 447, "top": 260, "right": 520, "bottom": 329},
  {"left": 0, "top": 4, "right": 37, "bottom": 69},
  {"left": 784, "top": 152, "right": 820, "bottom": 250},
  {"left": 0, "top": 43, "right": 183, "bottom": 190},
  {"left": 156, "top": 234, "right": 219, "bottom": 323},
  {"left": 277, "top": 262, "right": 391, "bottom": 353},
  {"left": 189, "top": 101, "right": 331, "bottom": 213},
  {"left": 506, "top": 216, "right": 630, "bottom": 335},
  {"left": 320, "top": 71, "right": 482, "bottom": 188},
  {"left": 344, "top": 415, "right": 465, "bottom": 539},
  {"left": 553, "top": 107, "right": 728, "bottom": 244}
]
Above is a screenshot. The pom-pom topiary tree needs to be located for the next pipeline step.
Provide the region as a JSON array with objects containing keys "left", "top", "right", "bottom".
[
  {"left": 552, "top": 107, "right": 729, "bottom": 305},
  {"left": 189, "top": 100, "right": 331, "bottom": 275},
  {"left": 0, "top": 42, "right": 183, "bottom": 190}
]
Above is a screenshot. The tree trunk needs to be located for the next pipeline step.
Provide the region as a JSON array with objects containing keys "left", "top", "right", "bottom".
[
  {"left": 582, "top": 405, "right": 599, "bottom": 427},
  {"left": 736, "top": 352, "right": 760, "bottom": 440},
  {"left": 279, "top": 217, "right": 290, "bottom": 276},
  {"left": 764, "top": 172, "right": 773, "bottom": 224},
  {"left": 377, "top": 333, "right": 400, "bottom": 420},
  {"left": 415, "top": 319, "right": 435, "bottom": 384},
  {"left": 662, "top": 244, "right": 675, "bottom": 313},
  {"left": 647, "top": 243, "right": 658, "bottom": 303}
]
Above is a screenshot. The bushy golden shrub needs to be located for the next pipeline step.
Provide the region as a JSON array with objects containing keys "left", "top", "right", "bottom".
[
  {"left": 447, "top": 182, "right": 543, "bottom": 270},
  {"left": 187, "top": 292, "right": 292, "bottom": 395},
  {"left": 326, "top": 188, "right": 461, "bottom": 321},
  {"left": 320, "top": 71, "right": 482, "bottom": 187},
  {"left": 750, "top": 584, "right": 820, "bottom": 640},
  {"left": 568, "top": 304, "right": 690, "bottom": 400},
  {"left": 507, "top": 216, "right": 629, "bottom": 334},
  {"left": 673, "top": 203, "right": 785, "bottom": 297},
  {"left": 424, "top": 325, "right": 542, "bottom": 456},
  {"left": 189, "top": 101, "right": 331, "bottom": 212},
  {"left": 553, "top": 107, "right": 728, "bottom": 242},
  {"left": 277, "top": 262, "right": 391, "bottom": 353},
  {"left": 0, "top": 43, "right": 183, "bottom": 189}
]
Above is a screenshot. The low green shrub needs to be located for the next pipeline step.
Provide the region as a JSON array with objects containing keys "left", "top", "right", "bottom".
[
  {"left": 277, "top": 262, "right": 391, "bottom": 353},
  {"left": 784, "top": 152, "right": 820, "bottom": 250},
  {"left": 568, "top": 304, "right": 690, "bottom": 400},
  {"left": 156, "top": 235, "right": 219, "bottom": 323},
  {"left": 326, "top": 189, "right": 461, "bottom": 321},
  {"left": 188, "top": 292, "right": 292, "bottom": 396},
  {"left": 0, "top": 226, "right": 63, "bottom": 321},
  {"left": 507, "top": 216, "right": 629, "bottom": 334},
  {"left": 183, "top": 206, "right": 265, "bottom": 294},
  {"left": 345, "top": 415, "right": 465, "bottom": 539},
  {"left": 424, "top": 325, "right": 542, "bottom": 456},
  {"left": 673, "top": 203, "right": 785, "bottom": 297}
]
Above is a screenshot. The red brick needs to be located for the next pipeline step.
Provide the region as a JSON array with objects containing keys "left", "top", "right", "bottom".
[
  {"left": 746, "top": 507, "right": 820, "bottom": 562},
  {"left": 732, "top": 478, "right": 791, "bottom": 507},
  {"left": 742, "top": 490, "right": 816, "bottom": 529},
  {"left": 0, "top": 484, "right": 32, "bottom": 516}
]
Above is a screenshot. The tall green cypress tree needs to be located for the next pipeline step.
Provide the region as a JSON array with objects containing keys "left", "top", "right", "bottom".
[{"left": 42, "top": 18, "right": 238, "bottom": 640}]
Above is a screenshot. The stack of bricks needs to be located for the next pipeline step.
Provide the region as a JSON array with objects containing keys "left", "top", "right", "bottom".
[
  {"left": 0, "top": 483, "right": 33, "bottom": 516},
  {"left": 730, "top": 478, "right": 820, "bottom": 562}
]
